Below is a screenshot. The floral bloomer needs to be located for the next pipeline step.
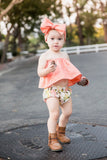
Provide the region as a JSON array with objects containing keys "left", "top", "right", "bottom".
[{"left": 43, "top": 86, "right": 72, "bottom": 105}]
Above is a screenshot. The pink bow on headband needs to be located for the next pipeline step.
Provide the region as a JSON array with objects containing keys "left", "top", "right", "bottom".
[{"left": 40, "top": 17, "right": 66, "bottom": 41}]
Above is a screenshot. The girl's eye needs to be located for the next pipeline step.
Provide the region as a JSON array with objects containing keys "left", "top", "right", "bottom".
[
  {"left": 58, "top": 38, "right": 62, "bottom": 40},
  {"left": 51, "top": 38, "right": 54, "bottom": 40}
]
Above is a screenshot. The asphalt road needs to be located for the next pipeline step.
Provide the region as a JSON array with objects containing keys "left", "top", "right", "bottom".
[{"left": 0, "top": 52, "right": 107, "bottom": 132}]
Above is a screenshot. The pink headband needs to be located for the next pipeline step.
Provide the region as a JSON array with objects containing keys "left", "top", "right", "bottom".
[{"left": 40, "top": 17, "right": 66, "bottom": 41}]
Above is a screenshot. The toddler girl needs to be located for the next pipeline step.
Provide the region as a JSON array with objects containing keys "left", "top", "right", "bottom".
[{"left": 37, "top": 18, "right": 88, "bottom": 152}]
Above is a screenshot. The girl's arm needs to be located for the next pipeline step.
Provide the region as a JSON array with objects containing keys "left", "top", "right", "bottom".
[{"left": 37, "top": 54, "right": 56, "bottom": 77}]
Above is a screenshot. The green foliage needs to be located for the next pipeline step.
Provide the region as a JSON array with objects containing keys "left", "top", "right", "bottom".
[
  {"left": 7, "top": 0, "right": 51, "bottom": 31},
  {"left": 95, "top": 26, "right": 105, "bottom": 44},
  {"left": 4, "top": 0, "right": 63, "bottom": 35},
  {"left": 28, "top": 35, "right": 40, "bottom": 53},
  {"left": 66, "top": 24, "right": 80, "bottom": 46},
  {"left": 38, "top": 33, "right": 48, "bottom": 49},
  {"left": 0, "top": 33, "right": 5, "bottom": 41},
  {"left": 80, "top": 10, "right": 98, "bottom": 44}
]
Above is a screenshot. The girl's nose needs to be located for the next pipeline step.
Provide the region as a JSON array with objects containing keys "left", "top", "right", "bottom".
[{"left": 54, "top": 39, "right": 58, "bottom": 43}]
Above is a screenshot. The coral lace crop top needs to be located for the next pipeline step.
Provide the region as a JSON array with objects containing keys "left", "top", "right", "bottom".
[{"left": 39, "top": 58, "right": 82, "bottom": 88}]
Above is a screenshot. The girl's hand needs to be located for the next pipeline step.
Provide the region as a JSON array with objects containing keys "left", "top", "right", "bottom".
[
  {"left": 47, "top": 61, "right": 57, "bottom": 73},
  {"left": 51, "top": 60, "right": 57, "bottom": 67},
  {"left": 77, "top": 77, "right": 89, "bottom": 86}
]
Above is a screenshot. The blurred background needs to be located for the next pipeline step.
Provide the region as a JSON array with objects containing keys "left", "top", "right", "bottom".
[{"left": 0, "top": 0, "right": 107, "bottom": 63}]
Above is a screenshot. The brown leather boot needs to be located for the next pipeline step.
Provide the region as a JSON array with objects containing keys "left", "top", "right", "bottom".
[
  {"left": 48, "top": 133, "right": 63, "bottom": 151},
  {"left": 56, "top": 124, "right": 71, "bottom": 144}
]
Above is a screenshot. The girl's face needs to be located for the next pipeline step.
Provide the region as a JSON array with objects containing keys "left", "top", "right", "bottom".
[{"left": 46, "top": 30, "right": 65, "bottom": 52}]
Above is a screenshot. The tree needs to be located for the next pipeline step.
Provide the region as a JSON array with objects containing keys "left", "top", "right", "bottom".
[
  {"left": 0, "top": 0, "right": 24, "bottom": 21},
  {"left": 99, "top": 1, "right": 107, "bottom": 43},
  {"left": 80, "top": 10, "right": 98, "bottom": 44},
  {"left": 66, "top": 24, "right": 79, "bottom": 46},
  {"left": 65, "top": 6, "right": 73, "bottom": 46},
  {"left": 73, "top": 0, "right": 88, "bottom": 45},
  {"left": 0, "top": 0, "right": 63, "bottom": 63},
  {"left": 91, "top": 0, "right": 107, "bottom": 43},
  {"left": 0, "top": 0, "right": 24, "bottom": 63}
]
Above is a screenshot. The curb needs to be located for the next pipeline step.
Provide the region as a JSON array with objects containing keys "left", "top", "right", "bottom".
[{"left": 0, "top": 55, "right": 39, "bottom": 76}]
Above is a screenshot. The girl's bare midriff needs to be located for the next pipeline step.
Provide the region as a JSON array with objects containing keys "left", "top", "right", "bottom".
[{"left": 53, "top": 79, "right": 68, "bottom": 87}]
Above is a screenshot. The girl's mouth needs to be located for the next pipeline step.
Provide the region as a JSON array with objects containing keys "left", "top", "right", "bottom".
[{"left": 54, "top": 45, "right": 59, "bottom": 48}]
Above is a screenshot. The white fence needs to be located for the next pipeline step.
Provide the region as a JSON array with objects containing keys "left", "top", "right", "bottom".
[{"left": 37, "top": 43, "right": 107, "bottom": 55}]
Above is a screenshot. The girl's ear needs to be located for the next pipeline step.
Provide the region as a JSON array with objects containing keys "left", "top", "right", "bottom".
[{"left": 45, "top": 37, "right": 48, "bottom": 44}]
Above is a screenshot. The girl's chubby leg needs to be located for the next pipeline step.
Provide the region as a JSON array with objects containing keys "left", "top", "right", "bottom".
[
  {"left": 46, "top": 97, "right": 60, "bottom": 133},
  {"left": 46, "top": 97, "right": 63, "bottom": 151},
  {"left": 59, "top": 97, "right": 72, "bottom": 127},
  {"left": 56, "top": 97, "right": 72, "bottom": 143}
]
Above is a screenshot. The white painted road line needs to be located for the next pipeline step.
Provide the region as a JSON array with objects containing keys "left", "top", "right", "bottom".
[{"left": 0, "top": 67, "right": 17, "bottom": 76}]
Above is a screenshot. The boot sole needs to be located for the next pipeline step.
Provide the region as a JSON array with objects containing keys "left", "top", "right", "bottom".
[
  {"left": 51, "top": 148, "right": 63, "bottom": 152},
  {"left": 58, "top": 140, "right": 71, "bottom": 144},
  {"left": 48, "top": 145, "right": 63, "bottom": 152}
]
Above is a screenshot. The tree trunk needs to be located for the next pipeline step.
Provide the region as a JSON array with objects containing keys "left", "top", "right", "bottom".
[
  {"left": 1, "top": 24, "right": 13, "bottom": 63},
  {"left": 12, "top": 27, "right": 19, "bottom": 55},
  {"left": 18, "top": 28, "right": 23, "bottom": 51},
  {"left": 12, "top": 27, "right": 22, "bottom": 54},
  {"left": 75, "top": 0, "right": 84, "bottom": 46},
  {"left": 1, "top": 32, "right": 10, "bottom": 63},
  {"left": 100, "top": 1, "right": 107, "bottom": 43},
  {"left": 103, "top": 23, "right": 107, "bottom": 43},
  {"left": 0, "top": 32, "right": 2, "bottom": 41},
  {"left": 76, "top": 12, "right": 84, "bottom": 45}
]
